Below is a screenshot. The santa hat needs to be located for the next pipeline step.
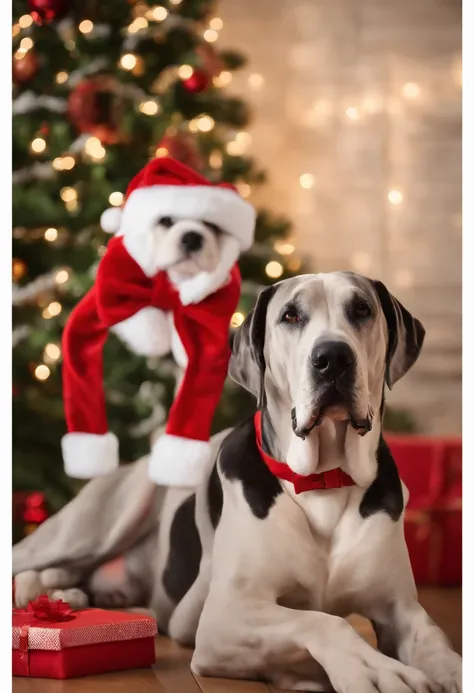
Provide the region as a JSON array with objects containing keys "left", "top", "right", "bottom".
[{"left": 100, "top": 156, "right": 255, "bottom": 251}]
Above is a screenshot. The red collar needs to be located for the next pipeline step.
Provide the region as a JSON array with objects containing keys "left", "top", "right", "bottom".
[{"left": 254, "top": 411, "right": 356, "bottom": 494}]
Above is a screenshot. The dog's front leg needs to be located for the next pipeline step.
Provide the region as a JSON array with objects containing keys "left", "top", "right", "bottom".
[
  {"left": 372, "top": 598, "right": 461, "bottom": 693},
  {"left": 192, "top": 599, "right": 435, "bottom": 693}
]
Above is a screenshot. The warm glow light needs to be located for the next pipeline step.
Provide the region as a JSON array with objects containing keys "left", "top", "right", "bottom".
[
  {"left": 12, "top": 24, "right": 21, "bottom": 37},
  {"left": 120, "top": 53, "right": 138, "bottom": 70},
  {"left": 248, "top": 73, "right": 264, "bottom": 91},
  {"left": 287, "top": 257, "right": 302, "bottom": 272},
  {"left": 231, "top": 312, "right": 244, "bottom": 328},
  {"left": 79, "top": 19, "right": 94, "bottom": 34},
  {"left": 266, "top": 261, "right": 284, "bottom": 279},
  {"left": 203, "top": 29, "right": 218, "bottom": 42},
  {"left": 30, "top": 138, "right": 46, "bottom": 154},
  {"left": 388, "top": 189, "right": 403, "bottom": 205},
  {"left": 84, "top": 136, "right": 102, "bottom": 156},
  {"left": 197, "top": 115, "right": 215, "bottom": 132},
  {"left": 178, "top": 64, "right": 193, "bottom": 79},
  {"left": 236, "top": 182, "right": 251, "bottom": 198},
  {"left": 55, "top": 270, "right": 69, "bottom": 284},
  {"left": 351, "top": 252, "right": 372, "bottom": 273},
  {"left": 169, "top": 0, "right": 182, "bottom": 4},
  {"left": 401, "top": 82, "right": 420, "bottom": 100},
  {"left": 139, "top": 100, "right": 159, "bottom": 115},
  {"left": 345, "top": 106, "right": 360, "bottom": 121},
  {"left": 226, "top": 140, "right": 245, "bottom": 156},
  {"left": 35, "top": 365, "right": 51, "bottom": 381},
  {"left": 84, "top": 136, "right": 106, "bottom": 161},
  {"left": 62, "top": 156, "right": 75, "bottom": 170},
  {"left": 53, "top": 156, "right": 75, "bottom": 170},
  {"left": 209, "top": 150, "right": 222, "bottom": 168},
  {"left": 152, "top": 6, "right": 168, "bottom": 21},
  {"left": 44, "top": 302, "right": 62, "bottom": 318},
  {"left": 128, "top": 17, "right": 148, "bottom": 32},
  {"left": 209, "top": 17, "right": 223, "bottom": 30},
  {"left": 236, "top": 131, "right": 252, "bottom": 146},
  {"left": 56, "top": 71, "right": 68, "bottom": 84},
  {"left": 19, "top": 14, "right": 34, "bottom": 28},
  {"left": 109, "top": 191, "right": 124, "bottom": 206},
  {"left": 188, "top": 119, "right": 199, "bottom": 133},
  {"left": 44, "top": 343, "right": 61, "bottom": 361},
  {"left": 299, "top": 173, "right": 315, "bottom": 189},
  {"left": 213, "top": 70, "right": 232, "bottom": 87},
  {"left": 155, "top": 147, "right": 168, "bottom": 157},
  {"left": 20, "top": 37, "right": 34, "bottom": 51},
  {"left": 60, "top": 187, "right": 77, "bottom": 202},
  {"left": 274, "top": 240, "right": 295, "bottom": 255},
  {"left": 44, "top": 228, "right": 58, "bottom": 242}
]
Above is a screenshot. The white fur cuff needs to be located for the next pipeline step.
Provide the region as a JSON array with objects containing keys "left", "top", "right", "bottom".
[
  {"left": 148, "top": 434, "right": 212, "bottom": 487},
  {"left": 111, "top": 307, "right": 171, "bottom": 356},
  {"left": 62, "top": 432, "right": 119, "bottom": 479}
]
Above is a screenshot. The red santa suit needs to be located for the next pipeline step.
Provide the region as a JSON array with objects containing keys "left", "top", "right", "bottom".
[{"left": 61, "top": 157, "right": 255, "bottom": 487}]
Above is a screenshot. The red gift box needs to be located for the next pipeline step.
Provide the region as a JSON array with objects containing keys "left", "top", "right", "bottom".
[
  {"left": 386, "top": 435, "right": 462, "bottom": 586},
  {"left": 13, "top": 595, "right": 157, "bottom": 678}
]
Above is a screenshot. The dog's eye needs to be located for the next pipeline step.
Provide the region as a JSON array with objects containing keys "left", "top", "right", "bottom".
[
  {"left": 283, "top": 309, "right": 300, "bottom": 323},
  {"left": 158, "top": 216, "right": 174, "bottom": 228},
  {"left": 353, "top": 300, "right": 372, "bottom": 319}
]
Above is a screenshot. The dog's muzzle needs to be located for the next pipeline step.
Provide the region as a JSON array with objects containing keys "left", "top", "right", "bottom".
[
  {"left": 292, "top": 340, "right": 372, "bottom": 439},
  {"left": 180, "top": 231, "right": 204, "bottom": 254}
]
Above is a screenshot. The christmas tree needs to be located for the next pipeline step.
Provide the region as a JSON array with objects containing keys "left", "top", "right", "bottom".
[{"left": 12, "top": 0, "right": 303, "bottom": 538}]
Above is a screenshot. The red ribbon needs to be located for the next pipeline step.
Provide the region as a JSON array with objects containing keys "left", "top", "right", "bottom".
[{"left": 13, "top": 595, "right": 74, "bottom": 674}]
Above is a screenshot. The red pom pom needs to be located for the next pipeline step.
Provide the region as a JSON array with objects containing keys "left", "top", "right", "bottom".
[{"left": 182, "top": 69, "right": 211, "bottom": 94}]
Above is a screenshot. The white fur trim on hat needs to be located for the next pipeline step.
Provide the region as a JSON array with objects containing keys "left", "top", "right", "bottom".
[
  {"left": 148, "top": 434, "right": 212, "bottom": 487},
  {"left": 62, "top": 432, "right": 119, "bottom": 479},
  {"left": 100, "top": 207, "right": 122, "bottom": 234},
  {"left": 121, "top": 186, "right": 255, "bottom": 251}
]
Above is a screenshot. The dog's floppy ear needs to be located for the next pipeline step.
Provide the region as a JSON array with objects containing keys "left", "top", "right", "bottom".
[
  {"left": 228, "top": 285, "right": 276, "bottom": 407},
  {"left": 371, "top": 280, "right": 425, "bottom": 389}
]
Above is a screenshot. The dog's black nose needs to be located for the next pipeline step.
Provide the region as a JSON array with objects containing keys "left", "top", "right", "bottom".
[
  {"left": 311, "top": 341, "right": 355, "bottom": 381},
  {"left": 181, "top": 231, "right": 203, "bottom": 253}
]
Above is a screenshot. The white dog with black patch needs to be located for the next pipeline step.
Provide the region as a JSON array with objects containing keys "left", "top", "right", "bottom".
[{"left": 14, "top": 273, "right": 461, "bottom": 693}]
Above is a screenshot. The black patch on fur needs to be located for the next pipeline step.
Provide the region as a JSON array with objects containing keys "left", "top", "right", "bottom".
[
  {"left": 359, "top": 435, "right": 404, "bottom": 521},
  {"left": 163, "top": 494, "right": 202, "bottom": 604},
  {"left": 207, "top": 462, "right": 223, "bottom": 529},
  {"left": 219, "top": 417, "right": 283, "bottom": 519}
]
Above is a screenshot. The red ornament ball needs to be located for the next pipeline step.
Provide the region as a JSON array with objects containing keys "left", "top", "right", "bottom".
[
  {"left": 13, "top": 50, "right": 39, "bottom": 83},
  {"left": 28, "top": 0, "right": 71, "bottom": 23},
  {"left": 182, "top": 69, "right": 211, "bottom": 94},
  {"left": 68, "top": 76, "right": 124, "bottom": 145}
]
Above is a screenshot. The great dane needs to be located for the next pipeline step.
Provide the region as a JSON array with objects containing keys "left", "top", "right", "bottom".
[{"left": 13, "top": 273, "right": 461, "bottom": 692}]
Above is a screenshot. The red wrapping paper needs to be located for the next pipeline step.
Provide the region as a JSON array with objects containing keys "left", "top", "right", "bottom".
[
  {"left": 386, "top": 435, "right": 462, "bottom": 586},
  {"left": 13, "top": 596, "right": 157, "bottom": 678}
]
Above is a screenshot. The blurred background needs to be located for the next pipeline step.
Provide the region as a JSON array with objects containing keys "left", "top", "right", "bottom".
[{"left": 12, "top": 0, "right": 461, "bottom": 592}]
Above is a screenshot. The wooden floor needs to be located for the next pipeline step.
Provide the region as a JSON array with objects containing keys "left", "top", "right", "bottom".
[{"left": 13, "top": 588, "right": 461, "bottom": 693}]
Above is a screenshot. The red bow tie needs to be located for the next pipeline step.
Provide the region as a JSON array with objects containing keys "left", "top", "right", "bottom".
[{"left": 254, "top": 411, "right": 355, "bottom": 494}]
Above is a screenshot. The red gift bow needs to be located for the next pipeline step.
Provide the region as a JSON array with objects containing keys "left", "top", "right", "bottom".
[
  {"left": 14, "top": 594, "right": 74, "bottom": 622},
  {"left": 13, "top": 595, "right": 75, "bottom": 674}
]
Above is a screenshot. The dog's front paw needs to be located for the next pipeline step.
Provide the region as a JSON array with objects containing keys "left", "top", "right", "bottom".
[
  {"left": 418, "top": 649, "right": 462, "bottom": 693},
  {"left": 179, "top": 272, "right": 214, "bottom": 306}
]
